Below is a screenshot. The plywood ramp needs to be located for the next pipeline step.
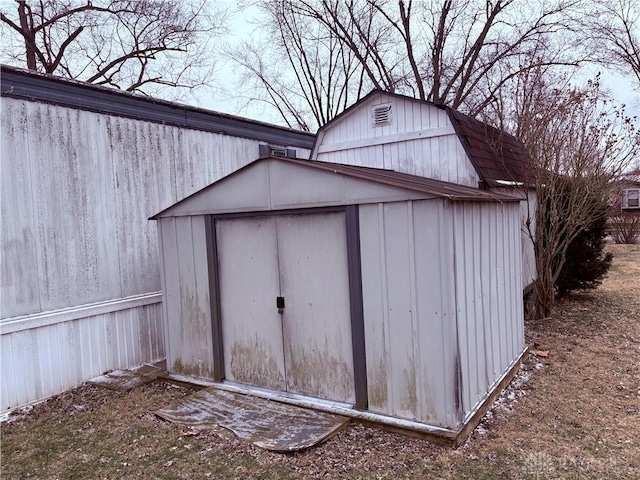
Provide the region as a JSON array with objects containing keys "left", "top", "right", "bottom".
[{"left": 156, "top": 387, "right": 350, "bottom": 452}]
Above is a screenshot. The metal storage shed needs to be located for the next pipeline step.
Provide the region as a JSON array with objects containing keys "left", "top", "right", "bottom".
[{"left": 151, "top": 156, "right": 527, "bottom": 445}]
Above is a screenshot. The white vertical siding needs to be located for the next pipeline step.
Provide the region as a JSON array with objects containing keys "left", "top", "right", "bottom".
[
  {"left": 1, "top": 97, "right": 311, "bottom": 319},
  {"left": 1, "top": 100, "right": 39, "bottom": 317},
  {"left": 493, "top": 187, "right": 538, "bottom": 289},
  {"left": 159, "top": 216, "right": 214, "bottom": 378},
  {"left": 1, "top": 96, "right": 309, "bottom": 410},
  {"left": 452, "top": 202, "right": 524, "bottom": 418},
  {"left": 0, "top": 297, "right": 163, "bottom": 412},
  {"left": 359, "top": 199, "right": 460, "bottom": 428},
  {"left": 314, "top": 93, "right": 480, "bottom": 187}
]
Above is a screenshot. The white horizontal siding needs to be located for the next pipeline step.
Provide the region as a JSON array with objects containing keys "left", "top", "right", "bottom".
[
  {"left": 452, "top": 202, "right": 524, "bottom": 418},
  {"left": 323, "top": 93, "right": 450, "bottom": 141},
  {"left": 1, "top": 296, "right": 163, "bottom": 412},
  {"left": 314, "top": 93, "right": 479, "bottom": 187},
  {"left": 359, "top": 200, "right": 459, "bottom": 428},
  {"left": 1, "top": 97, "right": 310, "bottom": 319}
]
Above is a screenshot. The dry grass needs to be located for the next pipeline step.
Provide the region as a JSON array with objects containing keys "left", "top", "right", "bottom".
[{"left": 2, "top": 245, "right": 639, "bottom": 479}]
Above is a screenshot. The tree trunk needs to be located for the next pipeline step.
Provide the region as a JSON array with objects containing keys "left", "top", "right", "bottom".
[
  {"left": 534, "top": 281, "right": 553, "bottom": 319},
  {"left": 534, "top": 265, "right": 554, "bottom": 319},
  {"left": 17, "top": 1, "right": 37, "bottom": 70}
]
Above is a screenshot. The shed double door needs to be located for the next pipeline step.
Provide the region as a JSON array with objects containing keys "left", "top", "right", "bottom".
[{"left": 216, "top": 211, "right": 355, "bottom": 404}]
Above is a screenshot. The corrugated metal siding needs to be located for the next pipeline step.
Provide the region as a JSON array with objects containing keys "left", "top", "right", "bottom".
[
  {"left": 452, "top": 202, "right": 524, "bottom": 418},
  {"left": 359, "top": 200, "right": 460, "bottom": 428},
  {"left": 159, "top": 216, "right": 214, "bottom": 379},
  {"left": 314, "top": 94, "right": 480, "bottom": 187},
  {"left": 493, "top": 187, "right": 538, "bottom": 288},
  {"left": 1, "top": 97, "right": 311, "bottom": 319},
  {"left": 213, "top": 212, "right": 355, "bottom": 403},
  {"left": 0, "top": 299, "right": 163, "bottom": 411}
]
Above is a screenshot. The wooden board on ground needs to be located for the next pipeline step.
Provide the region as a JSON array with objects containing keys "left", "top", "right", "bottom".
[
  {"left": 156, "top": 387, "right": 350, "bottom": 452},
  {"left": 88, "top": 363, "right": 166, "bottom": 391}
]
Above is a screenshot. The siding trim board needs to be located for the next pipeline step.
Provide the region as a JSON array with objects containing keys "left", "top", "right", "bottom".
[
  {"left": 345, "top": 205, "right": 368, "bottom": 410},
  {"left": 317, "top": 126, "right": 457, "bottom": 153},
  {"left": 205, "top": 215, "right": 225, "bottom": 382},
  {"left": 208, "top": 205, "right": 346, "bottom": 221},
  {"left": 0, "top": 292, "right": 162, "bottom": 335}
]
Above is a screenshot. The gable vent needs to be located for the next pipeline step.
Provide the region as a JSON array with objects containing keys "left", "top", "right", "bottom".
[
  {"left": 259, "top": 144, "right": 297, "bottom": 158},
  {"left": 372, "top": 103, "right": 392, "bottom": 127}
]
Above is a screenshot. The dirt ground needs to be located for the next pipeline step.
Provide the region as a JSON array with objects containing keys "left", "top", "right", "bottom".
[{"left": 2, "top": 245, "right": 638, "bottom": 479}]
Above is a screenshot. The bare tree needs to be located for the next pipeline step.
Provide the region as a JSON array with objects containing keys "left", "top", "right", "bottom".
[
  {"left": 585, "top": 0, "right": 640, "bottom": 89},
  {"left": 226, "top": 0, "right": 370, "bottom": 130},
  {"left": 511, "top": 71, "right": 639, "bottom": 318},
  {"left": 228, "top": 0, "right": 585, "bottom": 129},
  {"left": 0, "top": 0, "right": 227, "bottom": 98}
]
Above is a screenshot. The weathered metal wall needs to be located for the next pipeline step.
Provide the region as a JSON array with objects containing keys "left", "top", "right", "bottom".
[
  {"left": 1, "top": 97, "right": 309, "bottom": 319},
  {"left": 359, "top": 199, "right": 460, "bottom": 428},
  {"left": 1, "top": 295, "right": 163, "bottom": 411},
  {"left": 314, "top": 93, "right": 480, "bottom": 187},
  {"left": 158, "top": 216, "right": 214, "bottom": 379},
  {"left": 452, "top": 202, "right": 525, "bottom": 420},
  {"left": 494, "top": 187, "right": 538, "bottom": 289},
  {"left": 1, "top": 96, "right": 310, "bottom": 410},
  {"left": 154, "top": 159, "right": 524, "bottom": 429},
  {"left": 359, "top": 199, "right": 524, "bottom": 429}
]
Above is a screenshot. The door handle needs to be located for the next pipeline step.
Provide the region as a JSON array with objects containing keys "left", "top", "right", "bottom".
[{"left": 276, "top": 296, "right": 285, "bottom": 313}]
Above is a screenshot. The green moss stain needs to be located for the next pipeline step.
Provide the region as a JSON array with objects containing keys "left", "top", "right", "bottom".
[{"left": 229, "top": 341, "right": 286, "bottom": 390}]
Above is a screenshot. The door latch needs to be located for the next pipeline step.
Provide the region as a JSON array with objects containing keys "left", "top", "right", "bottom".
[{"left": 276, "top": 296, "right": 285, "bottom": 313}]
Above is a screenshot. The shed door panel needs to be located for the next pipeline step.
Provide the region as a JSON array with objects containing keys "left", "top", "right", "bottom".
[
  {"left": 216, "top": 211, "right": 355, "bottom": 405},
  {"left": 278, "top": 213, "right": 355, "bottom": 404},
  {"left": 216, "top": 217, "right": 286, "bottom": 391}
]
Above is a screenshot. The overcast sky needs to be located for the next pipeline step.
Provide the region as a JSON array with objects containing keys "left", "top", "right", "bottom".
[
  {"left": 190, "top": 2, "right": 640, "bottom": 127},
  {"left": 1, "top": 0, "right": 638, "bottom": 126}
]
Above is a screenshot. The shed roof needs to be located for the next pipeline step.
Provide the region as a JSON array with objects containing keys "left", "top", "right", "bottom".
[
  {"left": 151, "top": 156, "right": 519, "bottom": 219},
  {"left": 312, "top": 90, "right": 533, "bottom": 187},
  {"left": 446, "top": 108, "right": 534, "bottom": 187},
  {"left": 283, "top": 157, "right": 519, "bottom": 201}
]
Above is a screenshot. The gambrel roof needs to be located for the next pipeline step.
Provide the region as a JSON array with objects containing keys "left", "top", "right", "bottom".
[
  {"left": 446, "top": 108, "right": 534, "bottom": 187},
  {"left": 311, "top": 90, "right": 533, "bottom": 188}
]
